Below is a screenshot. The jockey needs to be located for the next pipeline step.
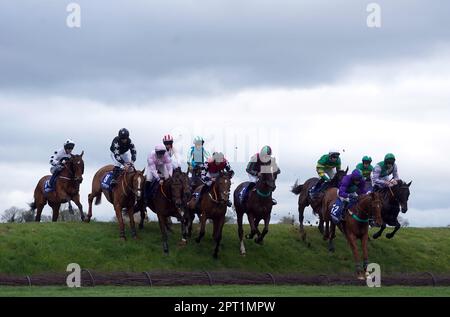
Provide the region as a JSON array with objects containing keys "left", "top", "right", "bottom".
[
  {"left": 356, "top": 156, "right": 374, "bottom": 181},
  {"left": 49, "top": 139, "right": 75, "bottom": 189},
  {"left": 109, "top": 128, "right": 137, "bottom": 187},
  {"left": 331, "top": 169, "right": 368, "bottom": 223},
  {"left": 310, "top": 149, "right": 342, "bottom": 196},
  {"left": 163, "top": 134, "right": 181, "bottom": 170},
  {"left": 372, "top": 153, "right": 400, "bottom": 191},
  {"left": 246, "top": 145, "right": 280, "bottom": 205},
  {"left": 145, "top": 145, "right": 173, "bottom": 201},
  {"left": 202, "top": 152, "right": 234, "bottom": 207},
  {"left": 187, "top": 136, "right": 210, "bottom": 174}
]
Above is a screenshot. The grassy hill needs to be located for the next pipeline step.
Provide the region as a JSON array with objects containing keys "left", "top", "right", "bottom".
[{"left": 0, "top": 222, "right": 449, "bottom": 275}]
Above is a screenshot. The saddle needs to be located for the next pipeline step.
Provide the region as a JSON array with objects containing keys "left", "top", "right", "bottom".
[
  {"left": 238, "top": 182, "right": 255, "bottom": 205},
  {"left": 101, "top": 172, "right": 114, "bottom": 191}
]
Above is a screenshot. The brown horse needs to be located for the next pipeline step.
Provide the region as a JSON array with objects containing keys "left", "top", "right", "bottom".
[
  {"left": 140, "top": 168, "right": 191, "bottom": 255},
  {"left": 322, "top": 189, "right": 383, "bottom": 279},
  {"left": 87, "top": 164, "right": 145, "bottom": 240},
  {"left": 31, "top": 153, "right": 86, "bottom": 222},
  {"left": 234, "top": 172, "right": 277, "bottom": 256},
  {"left": 190, "top": 172, "right": 232, "bottom": 259},
  {"left": 291, "top": 168, "right": 348, "bottom": 241}
]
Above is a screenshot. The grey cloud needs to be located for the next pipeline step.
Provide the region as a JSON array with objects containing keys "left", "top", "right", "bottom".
[{"left": 1, "top": 0, "right": 450, "bottom": 102}]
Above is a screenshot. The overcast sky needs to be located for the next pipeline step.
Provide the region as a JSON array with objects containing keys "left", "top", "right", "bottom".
[{"left": 1, "top": 1, "right": 449, "bottom": 226}]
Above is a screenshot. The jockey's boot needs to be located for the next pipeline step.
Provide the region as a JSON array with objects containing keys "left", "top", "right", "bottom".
[
  {"left": 49, "top": 167, "right": 62, "bottom": 189},
  {"left": 272, "top": 198, "right": 277, "bottom": 205},
  {"left": 110, "top": 167, "right": 121, "bottom": 188},
  {"left": 227, "top": 200, "right": 232, "bottom": 207},
  {"left": 310, "top": 179, "right": 324, "bottom": 198},
  {"left": 144, "top": 181, "right": 152, "bottom": 203}
]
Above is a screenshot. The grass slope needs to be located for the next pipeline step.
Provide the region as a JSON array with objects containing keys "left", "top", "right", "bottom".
[
  {"left": 1, "top": 285, "right": 449, "bottom": 297},
  {"left": 0, "top": 222, "right": 449, "bottom": 275}
]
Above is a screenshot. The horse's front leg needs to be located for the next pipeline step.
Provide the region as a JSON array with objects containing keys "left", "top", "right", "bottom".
[
  {"left": 328, "top": 222, "right": 336, "bottom": 253},
  {"left": 373, "top": 223, "right": 386, "bottom": 239},
  {"left": 50, "top": 203, "right": 61, "bottom": 222},
  {"left": 386, "top": 219, "right": 401, "bottom": 239},
  {"left": 195, "top": 211, "right": 207, "bottom": 243},
  {"left": 114, "top": 203, "right": 126, "bottom": 240},
  {"left": 245, "top": 213, "right": 259, "bottom": 239},
  {"left": 298, "top": 199, "right": 308, "bottom": 241},
  {"left": 256, "top": 215, "right": 271, "bottom": 245},
  {"left": 361, "top": 232, "right": 369, "bottom": 273},
  {"left": 237, "top": 212, "right": 246, "bottom": 255},
  {"left": 345, "top": 232, "right": 364, "bottom": 279},
  {"left": 72, "top": 194, "right": 85, "bottom": 222},
  {"left": 127, "top": 205, "right": 138, "bottom": 240},
  {"left": 157, "top": 214, "right": 169, "bottom": 254}
]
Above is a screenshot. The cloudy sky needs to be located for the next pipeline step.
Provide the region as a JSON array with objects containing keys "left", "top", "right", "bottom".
[{"left": 1, "top": 0, "right": 449, "bottom": 226}]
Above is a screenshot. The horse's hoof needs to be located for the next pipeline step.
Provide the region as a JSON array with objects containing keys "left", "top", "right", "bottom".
[
  {"left": 386, "top": 233, "right": 394, "bottom": 239},
  {"left": 240, "top": 252, "right": 246, "bottom": 256},
  {"left": 255, "top": 239, "right": 263, "bottom": 245},
  {"left": 178, "top": 240, "right": 188, "bottom": 247},
  {"left": 195, "top": 238, "right": 201, "bottom": 244},
  {"left": 139, "top": 224, "right": 144, "bottom": 230},
  {"left": 372, "top": 233, "right": 380, "bottom": 240},
  {"left": 245, "top": 234, "right": 251, "bottom": 239},
  {"left": 328, "top": 247, "right": 335, "bottom": 253}
]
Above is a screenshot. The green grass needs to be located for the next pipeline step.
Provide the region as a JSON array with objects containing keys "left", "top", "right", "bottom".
[
  {"left": 0, "top": 222, "right": 449, "bottom": 275},
  {"left": 0, "top": 285, "right": 449, "bottom": 297}
]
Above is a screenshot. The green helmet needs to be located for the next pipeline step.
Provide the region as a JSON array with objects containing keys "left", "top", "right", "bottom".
[
  {"left": 384, "top": 153, "right": 396, "bottom": 163},
  {"left": 362, "top": 156, "right": 372, "bottom": 163},
  {"left": 260, "top": 145, "right": 272, "bottom": 157}
]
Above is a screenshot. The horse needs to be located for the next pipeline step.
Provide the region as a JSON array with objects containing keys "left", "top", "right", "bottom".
[
  {"left": 291, "top": 167, "right": 348, "bottom": 241},
  {"left": 372, "top": 180, "right": 412, "bottom": 240},
  {"left": 87, "top": 164, "right": 145, "bottom": 240},
  {"left": 140, "top": 168, "right": 191, "bottom": 254},
  {"left": 234, "top": 172, "right": 278, "bottom": 256},
  {"left": 30, "top": 152, "right": 86, "bottom": 222},
  {"left": 322, "top": 189, "right": 383, "bottom": 279},
  {"left": 185, "top": 165, "right": 207, "bottom": 238},
  {"left": 191, "top": 172, "right": 232, "bottom": 259}
]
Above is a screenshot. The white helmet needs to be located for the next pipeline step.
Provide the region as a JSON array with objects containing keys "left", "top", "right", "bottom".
[
  {"left": 64, "top": 139, "right": 75, "bottom": 149},
  {"left": 329, "top": 149, "right": 340, "bottom": 156},
  {"left": 155, "top": 144, "right": 167, "bottom": 156},
  {"left": 212, "top": 152, "right": 224, "bottom": 163}
]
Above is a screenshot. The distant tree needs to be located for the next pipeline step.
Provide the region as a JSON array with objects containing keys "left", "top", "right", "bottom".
[
  {"left": 1, "top": 207, "right": 23, "bottom": 223},
  {"left": 279, "top": 215, "right": 295, "bottom": 225}
]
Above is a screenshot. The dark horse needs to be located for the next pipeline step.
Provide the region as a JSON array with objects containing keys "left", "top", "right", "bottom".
[
  {"left": 185, "top": 165, "right": 207, "bottom": 238},
  {"left": 31, "top": 152, "right": 86, "bottom": 222},
  {"left": 291, "top": 168, "right": 348, "bottom": 241},
  {"left": 139, "top": 168, "right": 191, "bottom": 254},
  {"left": 234, "top": 172, "right": 278, "bottom": 256},
  {"left": 87, "top": 165, "right": 145, "bottom": 240},
  {"left": 189, "top": 172, "right": 232, "bottom": 259},
  {"left": 322, "top": 189, "right": 383, "bottom": 279},
  {"left": 372, "top": 180, "right": 412, "bottom": 240}
]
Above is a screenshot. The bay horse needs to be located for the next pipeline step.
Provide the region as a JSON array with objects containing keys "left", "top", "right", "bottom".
[
  {"left": 322, "top": 188, "right": 383, "bottom": 279},
  {"left": 87, "top": 164, "right": 145, "bottom": 240},
  {"left": 192, "top": 172, "right": 232, "bottom": 259},
  {"left": 372, "top": 180, "right": 412, "bottom": 240},
  {"left": 291, "top": 167, "right": 348, "bottom": 241},
  {"left": 234, "top": 172, "right": 278, "bottom": 256},
  {"left": 140, "top": 168, "right": 191, "bottom": 254},
  {"left": 31, "top": 152, "right": 86, "bottom": 222}
]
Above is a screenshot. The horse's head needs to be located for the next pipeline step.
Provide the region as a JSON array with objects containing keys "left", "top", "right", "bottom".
[
  {"left": 169, "top": 169, "right": 185, "bottom": 208},
  {"left": 331, "top": 167, "right": 348, "bottom": 186},
  {"left": 131, "top": 168, "right": 146, "bottom": 201},
  {"left": 257, "top": 172, "right": 277, "bottom": 192},
  {"left": 215, "top": 172, "right": 232, "bottom": 205},
  {"left": 67, "top": 151, "right": 85, "bottom": 183},
  {"left": 392, "top": 180, "right": 412, "bottom": 213}
]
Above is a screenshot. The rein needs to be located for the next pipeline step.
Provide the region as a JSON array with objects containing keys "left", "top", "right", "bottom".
[
  {"left": 256, "top": 189, "right": 271, "bottom": 198},
  {"left": 208, "top": 184, "right": 220, "bottom": 204}
]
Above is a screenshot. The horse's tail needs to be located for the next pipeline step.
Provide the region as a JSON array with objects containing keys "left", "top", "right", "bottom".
[
  {"left": 28, "top": 201, "right": 37, "bottom": 211},
  {"left": 291, "top": 180, "right": 303, "bottom": 195},
  {"left": 94, "top": 194, "right": 102, "bottom": 205}
]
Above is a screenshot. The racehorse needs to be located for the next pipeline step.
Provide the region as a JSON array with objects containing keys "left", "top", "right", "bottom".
[
  {"left": 87, "top": 164, "right": 145, "bottom": 240},
  {"left": 185, "top": 165, "right": 207, "bottom": 238},
  {"left": 372, "top": 180, "right": 412, "bottom": 240},
  {"left": 139, "top": 168, "right": 191, "bottom": 254},
  {"left": 234, "top": 172, "right": 278, "bottom": 256},
  {"left": 322, "top": 189, "right": 383, "bottom": 279},
  {"left": 192, "top": 172, "right": 232, "bottom": 259},
  {"left": 31, "top": 152, "right": 86, "bottom": 222},
  {"left": 291, "top": 168, "right": 348, "bottom": 241}
]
